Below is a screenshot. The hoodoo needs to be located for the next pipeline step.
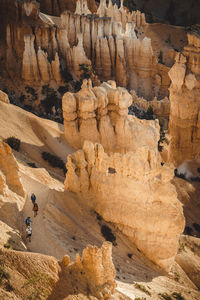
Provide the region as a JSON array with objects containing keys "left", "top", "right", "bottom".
[{"left": 0, "top": 0, "right": 200, "bottom": 299}]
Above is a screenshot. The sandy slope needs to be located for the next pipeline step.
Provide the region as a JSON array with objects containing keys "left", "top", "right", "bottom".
[
  {"left": 0, "top": 101, "right": 73, "bottom": 176},
  {"left": 0, "top": 102, "right": 200, "bottom": 299}
]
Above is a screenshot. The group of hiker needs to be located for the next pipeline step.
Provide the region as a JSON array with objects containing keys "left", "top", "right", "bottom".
[{"left": 25, "top": 193, "right": 39, "bottom": 243}]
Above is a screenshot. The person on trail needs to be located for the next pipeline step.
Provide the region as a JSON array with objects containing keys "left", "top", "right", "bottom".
[
  {"left": 26, "top": 226, "right": 32, "bottom": 242},
  {"left": 25, "top": 217, "right": 32, "bottom": 227},
  {"left": 33, "top": 202, "right": 38, "bottom": 217},
  {"left": 31, "top": 193, "right": 36, "bottom": 204}
]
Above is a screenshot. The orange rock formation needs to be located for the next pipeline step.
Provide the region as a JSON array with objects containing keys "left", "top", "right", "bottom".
[{"left": 65, "top": 140, "right": 185, "bottom": 271}]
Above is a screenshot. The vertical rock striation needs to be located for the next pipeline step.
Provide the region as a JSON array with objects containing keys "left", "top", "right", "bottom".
[
  {"left": 65, "top": 140, "right": 185, "bottom": 271},
  {"left": 169, "top": 33, "right": 200, "bottom": 165},
  {"left": 63, "top": 79, "right": 158, "bottom": 153}
]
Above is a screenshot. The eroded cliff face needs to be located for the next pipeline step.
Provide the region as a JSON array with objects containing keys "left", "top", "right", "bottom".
[
  {"left": 0, "top": 0, "right": 181, "bottom": 102},
  {"left": 168, "top": 33, "right": 200, "bottom": 165},
  {"left": 63, "top": 79, "right": 161, "bottom": 153},
  {"left": 0, "top": 141, "right": 24, "bottom": 197},
  {"left": 0, "top": 140, "right": 25, "bottom": 229},
  {"left": 59, "top": 0, "right": 170, "bottom": 99},
  {"left": 64, "top": 139, "right": 185, "bottom": 271}
]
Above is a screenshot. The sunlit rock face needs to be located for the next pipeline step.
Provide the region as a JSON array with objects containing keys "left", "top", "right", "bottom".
[
  {"left": 169, "top": 33, "right": 200, "bottom": 165},
  {"left": 65, "top": 138, "right": 185, "bottom": 271},
  {"left": 62, "top": 79, "right": 162, "bottom": 154},
  {"left": 0, "top": 141, "right": 24, "bottom": 197},
  {"left": 0, "top": 90, "right": 10, "bottom": 104},
  {"left": 52, "top": 242, "right": 117, "bottom": 300},
  {"left": 0, "top": 0, "right": 172, "bottom": 100},
  {"left": 59, "top": 0, "right": 168, "bottom": 99}
]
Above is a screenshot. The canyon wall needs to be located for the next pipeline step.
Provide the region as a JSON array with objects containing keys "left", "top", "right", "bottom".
[
  {"left": 59, "top": 0, "right": 169, "bottom": 99},
  {"left": 0, "top": 0, "right": 171, "bottom": 100},
  {"left": 62, "top": 79, "right": 161, "bottom": 153},
  {"left": 65, "top": 140, "right": 185, "bottom": 271},
  {"left": 168, "top": 33, "right": 200, "bottom": 165},
  {"left": 39, "top": 0, "right": 97, "bottom": 16}
]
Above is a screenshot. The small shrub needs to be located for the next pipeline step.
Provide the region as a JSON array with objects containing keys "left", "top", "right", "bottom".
[
  {"left": 172, "top": 292, "right": 185, "bottom": 300},
  {"left": 25, "top": 86, "right": 37, "bottom": 101},
  {"left": 3, "top": 243, "right": 13, "bottom": 250},
  {"left": 158, "top": 293, "right": 172, "bottom": 300},
  {"left": 174, "top": 272, "right": 180, "bottom": 282},
  {"left": 193, "top": 223, "right": 200, "bottom": 233},
  {"left": 178, "top": 241, "right": 186, "bottom": 252},
  {"left": 0, "top": 266, "right": 10, "bottom": 284},
  {"left": 41, "top": 87, "right": 59, "bottom": 114},
  {"left": 127, "top": 253, "right": 133, "bottom": 259},
  {"left": 94, "top": 211, "right": 102, "bottom": 221},
  {"left": 27, "top": 162, "right": 37, "bottom": 168},
  {"left": 135, "top": 298, "right": 146, "bottom": 300},
  {"left": 184, "top": 226, "right": 193, "bottom": 235},
  {"left": 101, "top": 224, "right": 116, "bottom": 246},
  {"left": 22, "top": 271, "right": 52, "bottom": 300},
  {"left": 79, "top": 64, "right": 94, "bottom": 79},
  {"left": 158, "top": 144, "right": 163, "bottom": 152},
  {"left": 41, "top": 152, "right": 67, "bottom": 175},
  {"left": 108, "top": 167, "right": 116, "bottom": 174},
  {"left": 4, "top": 136, "right": 20, "bottom": 151},
  {"left": 5, "top": 282, "right": 13, "bottom": 292},
  {"left": 134, "top": 283, "right": 151, "bottom": 296}
]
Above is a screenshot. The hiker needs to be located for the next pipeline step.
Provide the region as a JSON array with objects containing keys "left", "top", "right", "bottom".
[
  {"left": 33, "top": 202, "right": 39, "bottom": 217},
  {"left": 25, "top": 216, "right": 32, "bottom": 227},
  {"left": 31, "top": 193, "right": 36, "bottom": 204},
  {"left": 26, "top": 226, "right": 32, "bottom": 242}
]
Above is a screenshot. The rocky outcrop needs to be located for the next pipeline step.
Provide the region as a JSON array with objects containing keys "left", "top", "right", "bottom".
[
  {"left": 168, "top": 33, "right": 200, "bottom": 165},
  {"left": 50, "top": 242, "right": 117, "bottom": 300},
  {"left": 63, "top": 79, "right": 161, "bottom": 153},
  {"left": 0, "top": 141, "right": 25, "bottom": 230},
  {"left": 65, "top": 139, "right": 185, "bottom": 271},
  {"left": 75, "top": 242, "right": 116, "bottom": 298},
  {"left": 0, "top": 141, "right": 24, "bottom": 197}
]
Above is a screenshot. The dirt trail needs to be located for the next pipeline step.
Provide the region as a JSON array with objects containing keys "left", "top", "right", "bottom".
[{"left": 21, "top": 172, "right": 66, "bottom": 258}]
